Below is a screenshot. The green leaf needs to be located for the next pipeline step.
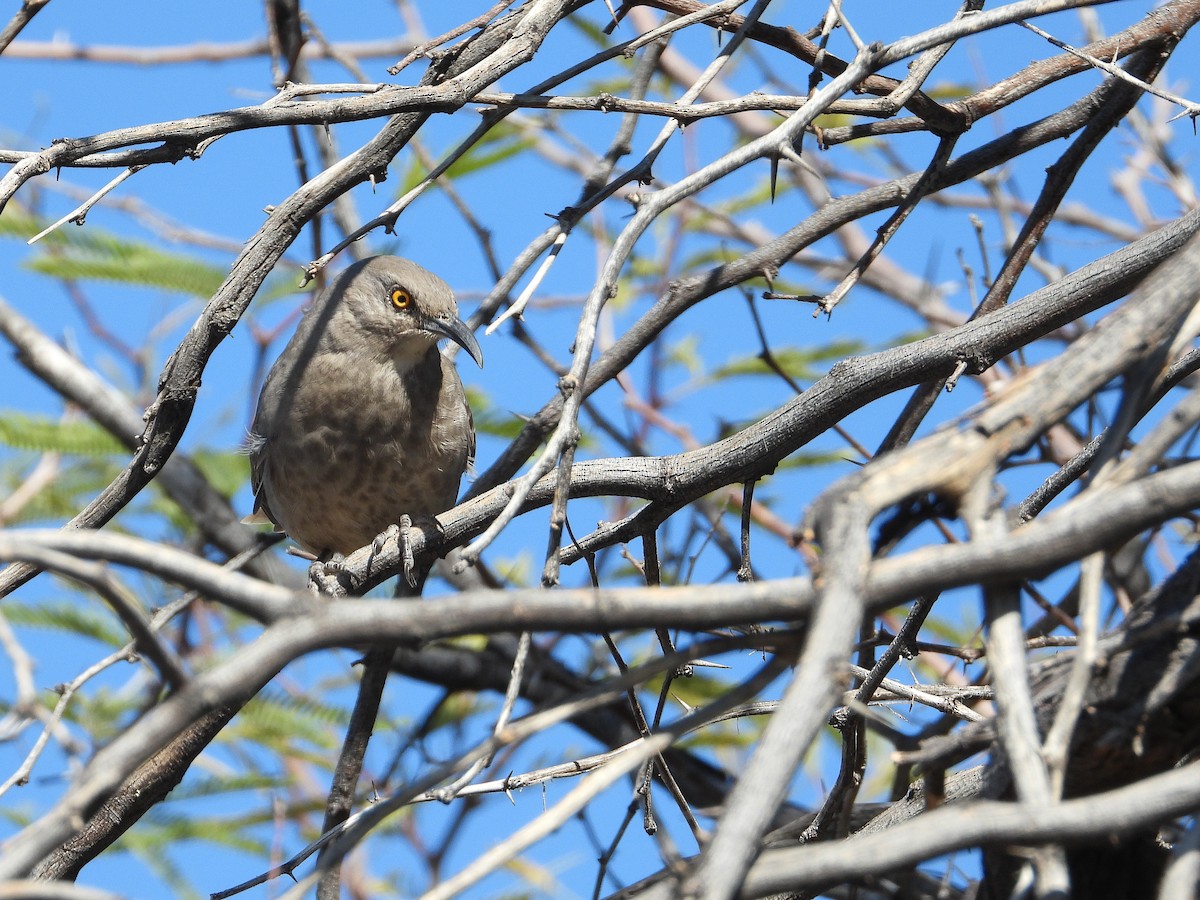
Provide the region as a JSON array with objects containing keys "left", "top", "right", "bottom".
[
  {"left": 228, "top": 689, "right": 348, "bottom": 754},
  {"left": 26, "top": 244, "right": 225, "bottom": 298},
  {"left": 0, "top": 206, "right": 227, "bottom": 298},
  {"left": 445, "top": 131, "right": 535, "bottom": 180},
  {"left": 465, "top": 386, "right": 528, "bottom": 441},
  {"left": 0, "top": 411, "right": 125, "bottom": 455},
  {"left": 712, "top": 340, "right": 865, "bottom": 382},
  {"left": 404, "top": 122, "right": 536, "bottom": 193},
  {"left": 191, "top": 449, "right": 250, "bottom": 500},
  {"left": 164, "top": 772, "right": 285, "bottom": 802},
  {"left": 666, "top": 333, "right": 702, "bottom": 377},
  {"left": 927, "top": 82, "right": 974, "bottom": 101},
  {"left": 567, "top": 15, "right": 612, "bottom": 48},
  {"left": 0, "top": 457, "right": 124, "bottom": 526},
  {"left": 4, "top": 599, "right": 127, "bottom": 646}
]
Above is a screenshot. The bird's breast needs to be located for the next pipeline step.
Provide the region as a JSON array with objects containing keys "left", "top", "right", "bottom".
[{"left": 256, "top": 348, "right": 472, "bottom": 555}]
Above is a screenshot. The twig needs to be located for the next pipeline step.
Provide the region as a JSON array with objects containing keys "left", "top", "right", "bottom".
[
  {"left": 416, "top": 658, "right": 786, "bottom": 900},
  {"left": 0, "top": 544, "right": 187, "bottom": 690},
  {"left": 1019, "top": 18, "right": 1200, "bottom": 121},
  {"left": 461, "top": 14, "right": 880, "bottom": 568},
  {"left": 737, "top": 480, "right": 755, "bottom": 582},
  {"left": 980, "top": 513, "right": 1070, "bottom": 891},
  {"left": 488, "top": 230, "right": 567, "bottom": 334},
  {"left": 27, "top": 166, "right": 146, "bottom": 244},
  {"left": 0, "top": 0, "right": 51, "bottom": 55},
  {"left": 432, "top": 630, "right": 531, "bottom": 801},
  {"left": 388, "top": 0, "right": 512, "bottom": 76},
  {"left": 816, "top": 134, "right": 958, "bottom": 317}
]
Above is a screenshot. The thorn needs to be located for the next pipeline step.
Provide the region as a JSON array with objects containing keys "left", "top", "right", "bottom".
[
  {"left": 687, "top": 658, "right": 731, "bottom": 670},
  {"left": 946, "top": 359, "right": 969, "bottom": 392}
]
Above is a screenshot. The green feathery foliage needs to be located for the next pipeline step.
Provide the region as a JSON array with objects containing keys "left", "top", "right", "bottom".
[{"left": 0, "top": 411, "right": 125, "bottom": 456}]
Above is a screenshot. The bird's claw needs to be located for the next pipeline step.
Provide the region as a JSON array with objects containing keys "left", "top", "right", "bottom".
[
  {"left": 308, "top": 552, "right": 347, "bottom": 594},
  {"left": 371, "top": 516, "right": 417, "bottom": 587},
  {"left": 372, "top": 522, "right": 401, "bottom": 557}
]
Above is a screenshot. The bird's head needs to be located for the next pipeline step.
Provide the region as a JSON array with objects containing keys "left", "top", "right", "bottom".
[{"left": 324, "top": 256, "right": 484, "bottom": 369}]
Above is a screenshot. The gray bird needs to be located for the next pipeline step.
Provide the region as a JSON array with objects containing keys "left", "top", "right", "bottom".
[{"left": 245, "top": 256, "right": 483, "bottom": 569}]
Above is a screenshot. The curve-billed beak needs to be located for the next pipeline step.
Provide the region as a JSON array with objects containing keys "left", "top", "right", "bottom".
[{"left": 426, "top": 314, "right": 484, "bottom": 368}]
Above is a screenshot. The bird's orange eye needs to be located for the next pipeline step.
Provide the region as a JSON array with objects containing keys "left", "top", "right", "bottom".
[{"left": 390, "top": 287, "right": 411, "bottom": 310}]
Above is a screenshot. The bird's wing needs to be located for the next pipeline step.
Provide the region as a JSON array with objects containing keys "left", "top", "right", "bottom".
[
  {"left": 241, "top": 429, "right": 282, "bottom": 530},
  {"left": 467, "top": 403, "right": 476, "bottom": 471}
]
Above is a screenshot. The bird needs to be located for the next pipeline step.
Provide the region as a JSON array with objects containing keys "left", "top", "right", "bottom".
[{"left": 244, "top": 256, "right": 483, "bottom": 580}]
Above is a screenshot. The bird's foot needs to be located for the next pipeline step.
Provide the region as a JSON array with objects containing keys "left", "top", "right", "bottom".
[
  {"left": 308, "top": 552, "right": 347, "bottom": 594},
  {"left": 372, "top": 515, "right": 417, "bottom": 587}
]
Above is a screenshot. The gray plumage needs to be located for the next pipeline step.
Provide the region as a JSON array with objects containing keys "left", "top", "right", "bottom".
[{"left": 246, "top": 256, "right": 482, "bottom": 557}]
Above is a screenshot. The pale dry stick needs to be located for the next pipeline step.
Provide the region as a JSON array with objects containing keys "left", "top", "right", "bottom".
[
  {"left": 388, "top": 0, "right": 513, "bottom": 76},
  {"left": 412, "top": 734, "right": 676, "bottom": 801},
  {"left": 412, "top": 658, "right": 787, "bottom": 900},
  {"left": 859, "top": 681, "right": 996, "bottom": 705},
  {"left": 829, "top": 0, "right": 865, "bottom": 51},
  {"left": 36, "top": 177, "right": 247, "bottom": 253},
  {"left": 224, "top": 636, "right": 756, "bottom": 899},
  {"left": 487, "top": 231, "right": 567, "bottom": 334},
  {"left": 0, "top": 884, "right": 122, "bottom": 900},
  {"left": 307, "top": 0, "right": 756, "bottom": 280},
  {"left": 0, "top": 647, "right": 123, "bottom": 800},
  {"left": 387, "top": 734, "right": 679, "bottom": 900},
  {"left": 979, "top": 511, "right": 1070, "bottom": 893},
  {"left": 816, "top": 134, "right": 957, "bottom": 317},
  {"left": 684, "top": 492, "right": 872, "bottom": 900},
  {"left": 864, "top": 0, "right": 1121, "bottom": 95},
  {"left": 1042, "top": 548, "right": 1103, "bottom": 797},
  {"left": 23, "top": 82, "right": 384, "bottom": 247},
  {"left": 275, "top": 82, "right": 391, "bottom": 98},
  {"left": 1019, "top": 18, "right": 1200, "bottom": 121},
  {"left": 0, "top": 81, "right": 423, "bottom": 209},
  {"left": 0, "top": 529, "right": 300, "bottom": 622},
  {"left": 0, "top": 0, "right": 51, "bottom": 55},
  {"left": 844, "top": 665, "right": 985, "bottom": 722},
  {"left": 3, "top": 37, "right": 413, "bottom": 64},
  {"left": 471, "top": 89, "right": 949, "bottom": 121},
  {"left": 27, "top": 166, "right": 146, "bottom": 244},
  {"left": 0, "top": 608, "right": 36, "bottom": 733},
  {"left": 0, "top": 579, "right": 200, "bottom": 802},
  {"left": 810, "top": 0, "right": 840, "bottom": 89},
  {"left": 461, "top": 0, "right": 811, "bottom": 566},
  {"left": 880, "top": 0, "right": 985, "bottom": 113},
  {"left": 0, "top": 543, "right": 188, "bottom": 690},
  {"left": 432, "top": 631, "right": 532, "bottom": 801},
  {"left": 0, "top": 451, "right": 59, "bottom": 524}
]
